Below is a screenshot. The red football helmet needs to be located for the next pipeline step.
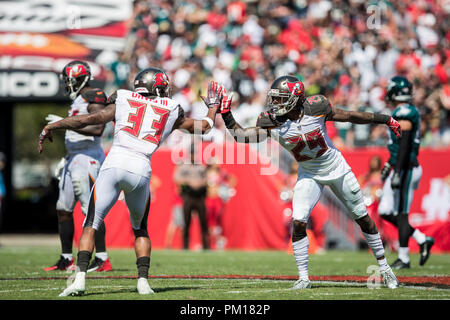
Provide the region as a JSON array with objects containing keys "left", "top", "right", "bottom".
[
  {"left": 134, "top": 67, "right": 171, "bottom": 97},
  {"left": 60, "top": 60, "right": 93, "bottom": 100},
  {"left": 266, "top": 75, "right": 305, "bottom": 116}
]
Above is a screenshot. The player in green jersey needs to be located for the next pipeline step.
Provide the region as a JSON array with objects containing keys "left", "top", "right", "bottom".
[{"left": 378, "top": 76, "right": 434, "bottom": 269}]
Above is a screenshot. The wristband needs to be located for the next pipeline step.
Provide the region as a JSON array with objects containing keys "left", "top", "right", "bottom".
[
  {"left": 222, "top": 111, "right": 236, "bottom": 129},
  {"left": 202, "top": 117, "right": 214, "bottom": 130}
]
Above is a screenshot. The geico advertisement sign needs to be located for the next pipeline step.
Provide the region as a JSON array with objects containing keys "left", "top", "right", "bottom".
[
  {"left": 0, "top": 56, "right": 102, "bottom": 78},
  {"left": 0, "top": 71, "right": 59, "bottom": 98}
]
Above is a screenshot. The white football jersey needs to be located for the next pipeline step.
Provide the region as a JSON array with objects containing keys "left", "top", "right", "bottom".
[
  {"left": 270, "top": 95, "right": 350, "bottom": 179},
  {"left": 65, "top": 89, "right": 106, "bottom": 154},
  {"left": 101, "top": 89, "right": 182, "bottom": 177}
]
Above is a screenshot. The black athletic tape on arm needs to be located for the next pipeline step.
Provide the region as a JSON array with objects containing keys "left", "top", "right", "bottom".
[
  {"left": 394, "top": 130, "right": 412, "bottom": 173},
  {"left": 373, "top": 113, "right": 391, "bottom": 124},
  {"left": 222, "top": 112, "right": 236, "bottom": 129}
]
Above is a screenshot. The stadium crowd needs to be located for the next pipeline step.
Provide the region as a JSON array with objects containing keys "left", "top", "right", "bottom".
[{"left": 106, "top": 0, "right": 450, "bottom": 148}]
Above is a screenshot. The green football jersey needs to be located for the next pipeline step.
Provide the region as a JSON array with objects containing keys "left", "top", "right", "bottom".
[{"left": 387, "top": 104, "right": 420, "bottom": 167}]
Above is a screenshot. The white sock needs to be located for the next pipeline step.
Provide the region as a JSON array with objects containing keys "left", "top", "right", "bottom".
[
  {"left": 292, "top": 237, "right": 309, "bottom": 281},
  {"left": 362, "top": 232, "right": 385, "bottom": 260},
  {"left": 412, "top": 229, "right": 426, "bottom": 245},
  {"left": 95, "top": 252, "right": 108, "bottom": 261},
  {"left": 62, "top": 253, "right": 73, "bottom": 260},
  {"left": 377, "top": 257, "right": 389, "bottom": 272},
  {"left": 398, "top": 247, "right": 409, "bottom": 263}
]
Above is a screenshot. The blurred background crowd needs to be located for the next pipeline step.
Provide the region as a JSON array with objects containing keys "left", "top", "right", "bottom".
[{"left": 105, "top": 0, "right": 450, "bottom": 149}]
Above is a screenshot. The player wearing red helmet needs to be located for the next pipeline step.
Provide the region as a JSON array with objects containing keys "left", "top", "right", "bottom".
[
  {"left": 39, "top": 67, "right": 224, "bottom": 296},
  {"left": 219, "top": 75, "right": 401, "bottom": 290},
  {"left": 43, "top": 60, "right": 112, "bottom": 273}
]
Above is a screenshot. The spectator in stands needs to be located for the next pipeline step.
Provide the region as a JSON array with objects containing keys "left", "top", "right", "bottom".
[{"left": 113, "top": 0, "right": 449, "bottom": 149}]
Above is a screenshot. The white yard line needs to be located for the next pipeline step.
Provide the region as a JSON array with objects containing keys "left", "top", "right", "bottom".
[
  {"left": 0, "top": 285, "right": 135, "bottom": 294},
  {"left": 1, "top": 278, "right": 449, "bottom": 296}
]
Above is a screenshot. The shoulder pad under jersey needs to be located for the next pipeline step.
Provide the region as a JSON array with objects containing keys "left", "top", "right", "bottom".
[
  {"left": 393, "top": 104, "right": 420, "bottom": 121},
  {"left": 81, "top": 88, "right": 107, "bottom": 105},
  {"left": 302, "top": 95, "right": 332, "bottom": 117}
]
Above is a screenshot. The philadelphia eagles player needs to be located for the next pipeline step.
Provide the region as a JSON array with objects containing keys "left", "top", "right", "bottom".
[
  {"left": 218, "top": 75, "right": 402, "bottom": 289},
  {"left": 378, "top": 76, "right": 434, "bottom": 269}
]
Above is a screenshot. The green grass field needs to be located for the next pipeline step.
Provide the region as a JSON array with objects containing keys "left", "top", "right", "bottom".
[{"left": 0, "top": 246, "right": 449, "bottom": 300}]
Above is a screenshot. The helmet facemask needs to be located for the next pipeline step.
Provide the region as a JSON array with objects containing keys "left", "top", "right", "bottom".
[
  {"left": 266, "top": 81, "right": 304, "bottom": 117},
  {"left": 60, "top": 62, "right": 92, "bottom": 100}
]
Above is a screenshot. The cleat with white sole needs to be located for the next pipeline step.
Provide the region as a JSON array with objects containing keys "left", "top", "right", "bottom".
[
  {"left": 59, "top": 272, "right": 86, "bottom": 297},
  {"left": 292, "top": 279, "right": 311, "bottom": 290},
  {"left": 137, "top": 278, "right": 154, "bottom": 295},
  {"left": 381, "top": 267, "right": 399, "bottom": 289}
]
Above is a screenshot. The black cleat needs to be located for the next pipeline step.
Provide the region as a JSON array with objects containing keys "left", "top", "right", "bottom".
[
  {"left": 391, "top": 258, "right": 410, "bottom": 270},
  {"left": 44, "top": 255, "right": 75, "bottom": 271},
  {"left": 419, "top": 237, "right": 435, "bottom": 266}
]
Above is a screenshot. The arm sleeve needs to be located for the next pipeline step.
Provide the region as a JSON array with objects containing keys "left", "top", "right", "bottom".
[{"left": 393, "top": 130, "right": 412, "bottom": 173}]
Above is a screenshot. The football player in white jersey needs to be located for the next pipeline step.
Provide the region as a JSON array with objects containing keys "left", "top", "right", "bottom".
[
  {"left": 38, "top": 67, "right": 224, "bottom": 296},
  {"left": 43, "top": 60, "right": 112, "bottom": 273},
  {"left": 218, "top": 75, "right": 402, "bottom": 289}
]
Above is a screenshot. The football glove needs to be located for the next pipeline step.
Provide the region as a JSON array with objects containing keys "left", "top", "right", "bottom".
[
  {"left": 220, "top": 87, "right": 233, "bottom": 114},
  {"left": 45, "top": 114, "right": 63, "bottom": 124},
  {"left": 380, "top": 162, "right": 392, "bottom": 182},
  {"left": 391, "top": 172, "right": 401, "bottom": 189},
  {"left": 388, "top": 117, "right": 401, "bottom": 138},
  {"left": 200, "top": 81, "right": 223, "bottom": 108}
]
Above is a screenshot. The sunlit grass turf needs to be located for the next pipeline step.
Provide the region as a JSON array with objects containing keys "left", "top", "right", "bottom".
[{"left": 0, "top": 246, "right": 449, "bottom": 300}]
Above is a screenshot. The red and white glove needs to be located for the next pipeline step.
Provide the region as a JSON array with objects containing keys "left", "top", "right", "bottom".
[
  {"left": 200, "top": 81, "right": 223, "bottom": 108},
  {"left": 388, "top": 117, "right": 401, "bottom": 138},
  {"left": 220, "top": 86, "right": 233, "bottom": 114}
]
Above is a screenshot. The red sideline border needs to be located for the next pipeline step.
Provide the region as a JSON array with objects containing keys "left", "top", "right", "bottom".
[{"left": 1, "top": 274, "right": 449, "bottom": 288}]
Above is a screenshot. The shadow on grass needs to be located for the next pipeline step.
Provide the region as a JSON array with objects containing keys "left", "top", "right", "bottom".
[{"left": 69, "top": 285, "right": 200, "bottom": 297}]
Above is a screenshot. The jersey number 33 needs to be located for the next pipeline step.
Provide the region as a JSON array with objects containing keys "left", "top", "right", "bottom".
[{"left": 122, "top": 99, "right": 170, "bottom": 145}]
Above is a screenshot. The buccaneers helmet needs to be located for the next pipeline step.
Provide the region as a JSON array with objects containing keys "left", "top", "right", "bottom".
[
  {"left": 266, "top": 75, "right": 305, "bottom": 116},
  {"left": 386, "top": 75, "right": 412, "bottom": 102},
  {"left": 134, "top": 67, "right": 171, "bottom": 97},
  {"left": 60, "top": 60, "right": 93, "bottom": 100}
]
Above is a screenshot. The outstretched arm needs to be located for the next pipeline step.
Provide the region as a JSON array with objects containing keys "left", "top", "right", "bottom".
[
  {"left": 328, "top": 107, "right": 401, "bottom": 137},
  {"left": 71, "top": 102, "right": 107, "bottom": 136},
  {"left": 222, "top": 112, "right": 270, "bottom": 143},
  {"left": 173, "top": 105, "right": 219, "bottom": 133},
  {"left": 45, "top": 90, "right": 108, "bottom": 137},
  {"left": 38, "top": 103, "right": 116, "bottom": 153},
  {"left": 173, "top": 81, "right": 222, "bottom": 133},
  {"left": 220, "top": 89, "right": 270, "bottom": 143}
]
